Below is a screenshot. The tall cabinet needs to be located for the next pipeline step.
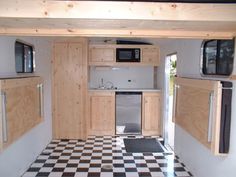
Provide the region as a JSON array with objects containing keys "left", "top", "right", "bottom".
[{"left": 52, "top": 39, "right": 88, "bottom": 139}]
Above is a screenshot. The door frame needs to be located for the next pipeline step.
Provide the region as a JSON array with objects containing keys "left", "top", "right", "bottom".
[{"left": 163, "top": 52, "right": 177, "bottom": 147}]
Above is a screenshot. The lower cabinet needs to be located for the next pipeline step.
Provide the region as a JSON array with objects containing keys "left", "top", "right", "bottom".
[
  {"left": 88, "top": 91, "right": 115, "bottom": 135},
  {"left": 0, "top": 77, "right": 43, "bottom": 152},
  {"left": 142, "top": 92, "right": 162, "bottom": 136}
]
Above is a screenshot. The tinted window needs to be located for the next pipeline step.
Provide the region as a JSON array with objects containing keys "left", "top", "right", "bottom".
[
  {"left": 15, "top": 41, "right": 34, "bottom": 73},
  {"left": 202, "top": 39, "right": 234, "bottom": 76}
]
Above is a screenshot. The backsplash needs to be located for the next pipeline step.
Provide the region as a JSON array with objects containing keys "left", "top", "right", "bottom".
[{"left": 89, "top": 66, "right": 154, "bottom": 89}]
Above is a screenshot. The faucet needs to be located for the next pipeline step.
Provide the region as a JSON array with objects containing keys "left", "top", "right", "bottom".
[
  {"left": 99, "top": 78, "right": 105, "bottom": 89},
  {"left": 105, "top": 81, "right": 114, "bottom": 89}
]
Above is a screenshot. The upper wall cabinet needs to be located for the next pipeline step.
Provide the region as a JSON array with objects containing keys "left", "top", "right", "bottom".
[
  {"left": 0, "top": 76, "right": 43, "bottom": 152},
  {"left": 89, "top": 44, "right": 160, "bottom": 66},
  {"left": 89, "top": 45, "right": 115, "bottom": 65},
  {"left": 142, "top": 47, "right": 160, "bottom": 66}
]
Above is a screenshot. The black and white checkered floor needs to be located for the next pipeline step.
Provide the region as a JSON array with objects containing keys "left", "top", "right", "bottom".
[{"left": 22, "top": 135, "right": 192, "bottom": 177}]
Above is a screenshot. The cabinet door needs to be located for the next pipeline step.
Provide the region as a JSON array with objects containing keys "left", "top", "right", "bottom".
[
  {"left": 142, "top": 47, "right": 160, "bottom": 66},
  {"left": 89, "top": 47, "right": 115, "bottom": 64},
  {"left": 89, "top": 92, "right": 115, "bottom": 135},
  {"left": 53, "top": 41, "right": 87, "bottom": 139},
  {"left": 0, "top": 77, "right": 43, "bottom": 151},
  {"left": 142, "top": 92, "right": 162, "bottom": 136}
]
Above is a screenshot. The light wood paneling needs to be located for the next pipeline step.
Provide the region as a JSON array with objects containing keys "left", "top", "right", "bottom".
[
  {"left": 0, "top": 77, "right": 43, "bottom": 152},
  {"left": 142, "top": 47, "right": 160, "bottom": 66},
  {"left": 173, "top": 77, "right": 223, "bottom": 155},
  {"left": 0, "top": 28, "right": 234, "bottom": 39},
  {"left": 0, "top": 1, "right": 236, "bottom": 21},
  {"left": 52, "top": 39, "right": 88, "bottom": 140},
  {"left": 175, "top": 85, "right": 212, "bottom": 149},
  {"left": 0, "top": 19, "right": 235, "bottom": 32},
  {"left": 0, "top": 1, "right": 235, "bottom": 38},
  {"left": 142, "top": 92, "right": 162, "bottom": 136},
  {"left": 88, "top": 91, "right": 115, "bottom": 135}
]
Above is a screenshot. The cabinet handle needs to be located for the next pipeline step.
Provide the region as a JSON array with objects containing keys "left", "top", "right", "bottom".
[
  {"left": 1, "top": 91, "right": 8, "bottom": 142},
  {"left": 173, "top": 84, "right": 179, "bottom": 119},
  {"left": 37, "top": 84, "right": 44, "bottom": 117},
  {"left": 207, "top": 92, "right": 214, "bottom": 143}
]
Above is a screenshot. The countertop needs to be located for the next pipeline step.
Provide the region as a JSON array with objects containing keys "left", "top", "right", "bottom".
[{"left": 89, "top": 88, "right": 161, "bottom": 92}]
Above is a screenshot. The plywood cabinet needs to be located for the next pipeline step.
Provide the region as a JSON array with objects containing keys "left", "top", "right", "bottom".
[
  {"left": 89, "top": 44, "right": 160, "bottom": 66},
  {"left": 88, "top": 91, "right": 115, "bottom": 135},
  {"left": 142, "top": 47, "right": 160, "bottom": 66},
  {"left": 142, "top": 92, "right": 162, "bottom": 136},
  {"left": 0, "top": 77, "right": 43, "bottom": 152},
  {"left": 173, "top": 77, "right": 224, "bottom": 155},
  {"left": 53, "top": 39, "right": 88, "bottom": 140},
  {"left": 89, "top": 45, "right": 115, "bottom": 65}
]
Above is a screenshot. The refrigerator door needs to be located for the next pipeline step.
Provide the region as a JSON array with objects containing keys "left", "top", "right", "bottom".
[{"left": 116, "top": 92, "right": 142, "bottom": 135}]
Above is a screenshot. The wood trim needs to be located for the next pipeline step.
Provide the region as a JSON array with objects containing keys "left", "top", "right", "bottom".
[
  {"left": 153, "top": 67, "right": 158, "bottom": 88},
  {"left": 0, "top": 82, "right": 3, "bottom": 151},
  {"left": 0, "top": 28, "right": 234, "bottom": 39},
  {"left": 230, "top": 75, "right": 236, "bottom": 80},
  {"left": 211, "top": 81, "right": 223, "bottom": 156},
  {"left": 1, "top": 77, "right": 42, "bottom": 89},
  {"left": 174, "top": 77, "right": 217, "bottom": 91},
  {"left": 0, "top": 1, "right": 236, "bottom": 22}
]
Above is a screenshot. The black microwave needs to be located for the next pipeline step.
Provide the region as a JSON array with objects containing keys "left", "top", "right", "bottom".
[{"left": 116, "top": 48, "right": 140, "bottom": 62}]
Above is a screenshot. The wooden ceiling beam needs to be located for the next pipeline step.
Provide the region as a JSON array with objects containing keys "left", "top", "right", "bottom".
[
  {"left": 0, "top": 1, "right": 236, "bottom": 22},
  {"left": 0, "top": 28, "right": 234, "bottom": 39}
]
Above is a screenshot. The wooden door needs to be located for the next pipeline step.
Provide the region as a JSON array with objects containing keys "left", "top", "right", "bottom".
[
  {"left": 0, "top": 77, "right": 43, "bottom": 151},
  {"left": 53, "top": 40, "right": 87, "bottom": 139},
  {"left": 89, "top": 46, "right": 115, "bottom": 64},
  {"left": 142, "top": 47, "right": 160, "bottom": 66},
  {"left": 89, "top": 91, "right": 115, "bottom": 135},
  {"left": 142, "top": 92, "right": 162, "bottom": 136}
]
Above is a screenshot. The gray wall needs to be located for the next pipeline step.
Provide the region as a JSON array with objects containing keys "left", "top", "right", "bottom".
[
  {"left": 89, "top": 66, "right": 154, "bottom": 89},
  {"left": 0, "top": 36, "right": 52, "bottom": 177},
  {"left": 156, "top": 38, "right": 236, "bottom": 177}
]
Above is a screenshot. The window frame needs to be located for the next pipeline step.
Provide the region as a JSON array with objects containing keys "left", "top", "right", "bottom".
[
  {"left": 15, "top": 40, "right": 35, "bottom": 73},
  {"left": 200, "top": 39, "right": 235, "bottom": 77}
]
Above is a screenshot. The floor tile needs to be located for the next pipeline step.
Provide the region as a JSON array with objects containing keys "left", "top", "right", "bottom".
[{"left": 22, "top": 135, "right": 192, "bottom": 177}]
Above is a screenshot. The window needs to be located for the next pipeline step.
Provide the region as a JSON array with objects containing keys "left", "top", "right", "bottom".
[
  {"left": 201, "top": 39, "right": 234, "bottom": 76},
  {"left": 15, "top": 41, "right": 34, "bottom": 73}
]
